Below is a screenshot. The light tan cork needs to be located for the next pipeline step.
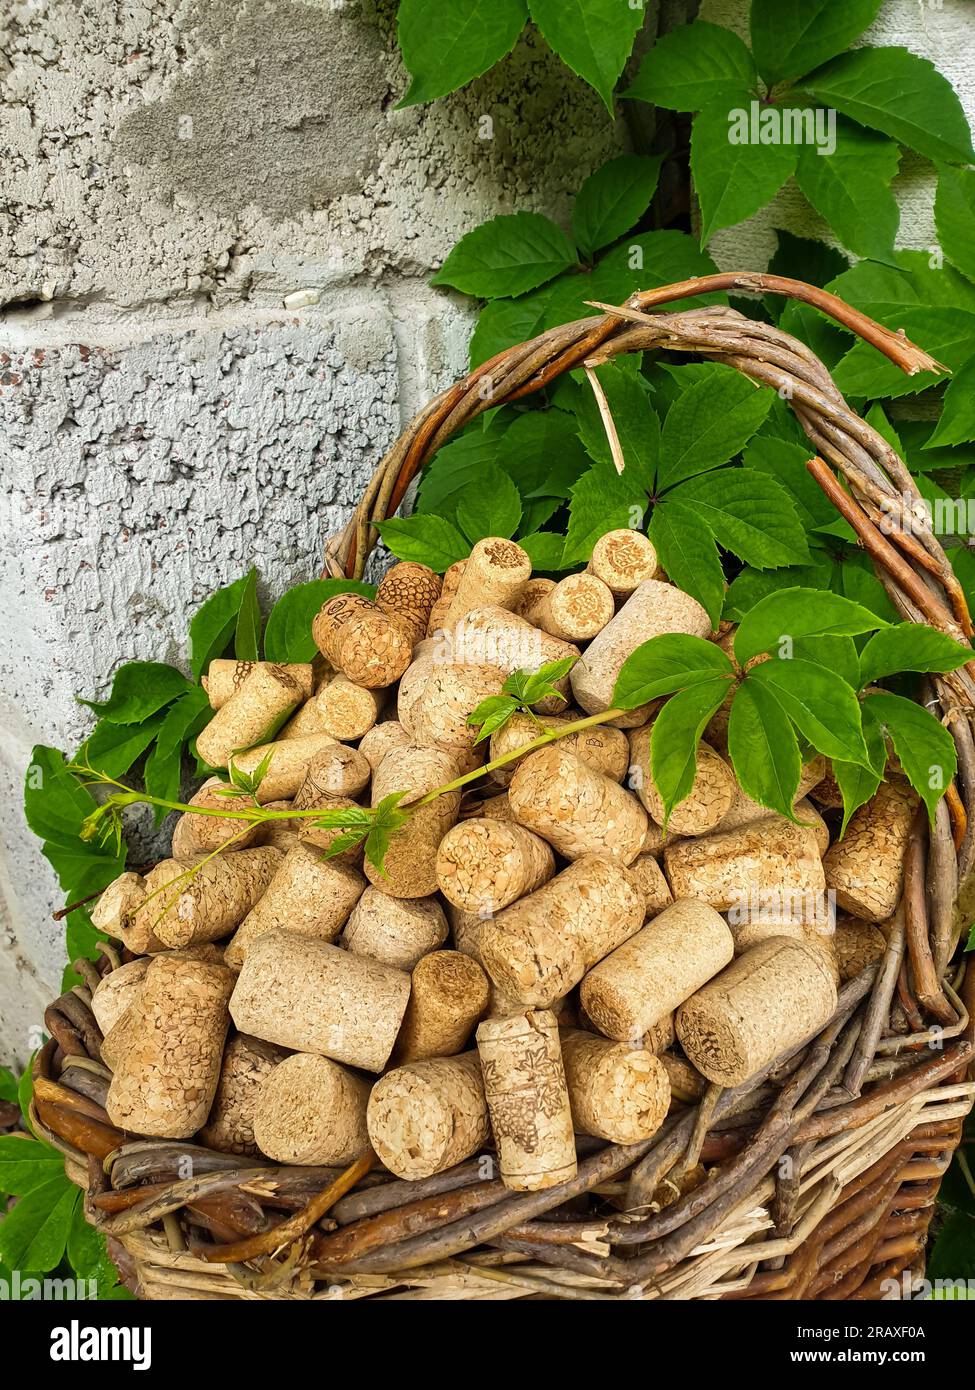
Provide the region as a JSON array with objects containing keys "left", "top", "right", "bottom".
[
  {"left": 587, "top": 529, "right": 659, "bottom": 596},
  {"left": 627, "top": 853, "right": 674, "bottom": 917},
  {"left": 376, "top": 561, "right": 442, "bottom": 647},
  {"left": 448, "top": 907, "right": 530, "bottom": 1018},
  {"left": 91, "top": 957, "right": 150, "bottom": 1035},
  {"left": 435, "top": 819, "right": 555, "bottom": 915},
  {"left": 411, "top": 661, "right": 507, "bottom": 754},
  {"left": 292, "top": 793, "right": 363, "bottom": 862},
  {"left": 358, "top": 720, "right": 412, "bottom": 772},
  {"left": 823, "top": 779, "right": 919, "bottom": 922},
  {"left": 196, "top": 664, "right": 305, "bottom": 767},
  {"left": 448, "top": 608, "right": 578, "bottom": 713},
  {"left": 834, "top": 913, "right": 887, "bottom": 982},
  {"left": 341, "top": 886, "right": 448, "bottom": 970},
  {"left": 396, "top": 639, "right": 438, "bottom": 736},
  {"left": 203, "top": 659, "right": 314, "bottom": 710},
  {"left": 105, "top": 956, "right": 234, "bottom": 1138},
  {"left": 728, "top": 916, "right": 840, "bottom": 986},
  {"left": 480, "top": 792, "right": 515, "bottom": 821},
  {"left": 641, "top": 818, "right": 681, "bottom": 859},
  {"left": 809, "top": 762, "right": 844, "bottom": 809},
  {"left": 509, "top": 746, "right": 647, "bottom": 864},
  {"left": 676, "top": 936, "right": 838, "bottom": 1086},
  {"left": 252, "top": 1052, "right": 371, "bottom": 1165},
  {"left": 559, "top": 1029, "right": 670, "bottom": 1144},
  {"left": 313, "top": 592, "right": 414, "bottom": 689},
  {"left": 513, "top": 578, "right": 556, "bottom": 626},
  {"left": 225, "top": 843, "right": 365, "bottom": 968},
  {"left": 642, "top": 1014, "right": 676, "bottom": 1055},
  {"left": 443, "top": 537, "right": 532, "bottom": 628},
  {"left": 367, "top": 1052, "right": 490, "bottom": 1180},
  {"left": 98, "top": 946, "right": 228, "bottom": 1068},
  {"left": 659, "top": 1051, "right": 707, "bottom": 1102},
  {"left": 715, "top": 756, "right": 827, "bottom": 833},
  {"left": 536, "top": 573, "right": 614, "bottom": 642},
  {"left": 284, "top": 676, "right": 383, "bottom": 742},
  {"left": 170, "top": 777, "right": 262, "bottom": 861},
  {"left": 230, "top": 733, "right": 343, "bottom": 802},
  {"left": 478, "top": 855, "right": 645, "bottom": 1007},
  {"left": 199, "top": 1033, "right": 288, "bottom": 1156},
  {"left": 91, "top": 872, "right": 153, "bottom": 952},
  {"left": 426, "top": 560, "right": 467, "bottom": 636},
  {"left": 230, "top": 930, "right": 410, "bottom": 1071},
  {"left": 627, "top": 725, "right": 735, "bottom": 835},
  {"left": 570, "top": 579, "right": 711, "bottom": 717},
  {"left": 394, "top": 950, "right": 491, "bottom": 1063},
  {"left": 364, "top": 745, "right": 462, "bottom": 898},
  {"left": 664, "top": 818, "right": 825, "bottom": 921},
  {"left": 294, "top": 743, "right": 371, "bottom": 801},
  {"left": 476, "top": 1009, "right": 577, "bottom": 1192},
  {"left": 580, "top": 899, "right": 734, "bottom": 1043},
  {"left": 488, "top": 712, "right": 629, "bottom": 787},
  {"left": 252, "top": 800, "right": 301, "bottom": 855},
  {"left": 141, "top": 847, "right": 282, "bottom": 949}
]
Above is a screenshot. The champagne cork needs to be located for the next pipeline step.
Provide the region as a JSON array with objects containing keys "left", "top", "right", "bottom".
[
  {"left": 587, "top": 529, "right": 659, "bottom": 596},
  {"left": 225, "top": 843, "right": 365, "bottom": 968},
  {"left": 295, "top": 744, "right": 371, "bottom": 801},
  {"left": 203, "top": 659, "right": 314, "bottom": 709},
  {"left": 411, "top": 660, "right": 507, "bottom": 754},
  {"left": 105, "top": 956, "right": 234, "bottom": 1138},
  {"left": 341, "top": 887, "right": 448, "bottom": 970},
  {"left": 488, "top": 712, "right": 629, "bottom": 787},
  {"left": 294, "top": 794, "right": 363, "bottom": 861},
  {"left": 443, "top": 537, "right": 532, "bottom": 628},
  {"left": 312, "top": 592, "right": 413, "bottom": 689},
  {"left": 664, "top": 819, "right": 825, "bottom": 922},
  {"left": 716, "top": 756, "right": 827, "bottom": 833},
  {"left": 230, "top": 733, "right": 343, "bottom": 802},
  {"left": 476, "top": 1010, "right": 577, "bottom": 1192},
  {"left": 559, "top": 1029, "right": 670, "bottom": 1144},
  {"left": 199, "top": 1033, "right": 288, "bottom": 1156},
  {"left": 823, "top": 779, "right": 918, "bottom": 922},
  {"left": 91, "top": 957, "right": 150, "bottom": 1035},
  {"left": 580, "top": 900, "right": 734, "bottom": 1043},
  {"left": 358, "top": 720, "right": 411, "bottom": 772},
  {"left": 394, "top": 950, "right": 491, "bottom": 1063},
  {"left": 513, "top": 578, "right": 556, "bottom": 626},
  {"left": 367, "top": 1053, "right": 490, "bottom": 1180},
  {"left": 676, "top": 937, "right": 838, "bottom": 1086},
  {"left": 536, "top": 573, "right": 615, "bottom": 642},
  {"left": 627, "top": 725, "right": 735, "bottom": 835},
  {"left": 478, "top": 855, "right": 645, "bottom": 1007},
  {"left": 376, "top": 561, "right": 442, "bottom": 646},
  {"left": 396, "top": 640, "right": 438, "bottom": 737},
  {"left": 140, "top": 847, "right": 282, "bottom": 949},
  {"left": 252, "top": 800, "right": 301, "bottom": 854},
  {"left": 509, "top": 746, "right": 647, "bottom": 865},
  {"left": 283, "top": 676, "right": 382, "bottom": 742},
  {"left": 834, "top": 913, "right": 887, "bottom": 982},
  {"left": 229, "top": 930, "right": 411, "bottom": 1071},
  {"left": 426, "top": 560, "right": 467, "bottom": 636},
  {"left": 170, "top": 777, "right": 262, "bottom": 860},
  {"left": 364, "top": 745, "right": 462, "bottom": 897},
  {"left": 570, "top": 579, "right": 711, "bottom": 717},
  {"left": 196, "top": 665, "right": 305, "bottom": 767},
  {"left": 435, "top": 819, "right": 555, "bottom": 915},
  {"left": 91, "top": 872, "right": 153, "bottom": 952},
  {"left": 252, "top": 1053, "right": 371, "bottom": 1166},
  {"left": 627, "top": 853, "right": 674, "bottom": 917},
  {"left": 448, "top": 608, "right": 578, "bottom": 713}
]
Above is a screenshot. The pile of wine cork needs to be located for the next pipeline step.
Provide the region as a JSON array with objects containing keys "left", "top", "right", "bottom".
[{"left": 93, "top": 530, "right": 912, "bottom": 1198}]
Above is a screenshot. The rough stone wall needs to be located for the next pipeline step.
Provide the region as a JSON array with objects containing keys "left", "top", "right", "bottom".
[{"left": 0, "top": 0, "right": 633, "bottom": 1062}]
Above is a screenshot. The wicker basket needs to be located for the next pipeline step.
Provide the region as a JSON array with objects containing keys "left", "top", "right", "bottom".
[{"left": 33, "top": 274, "right": 975, "bottom": 1301}]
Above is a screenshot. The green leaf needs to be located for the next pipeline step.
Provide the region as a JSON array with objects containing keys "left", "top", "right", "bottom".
[
  {"left": 858, "top": 623, "right": 972, "bottom": 689},
  {"left": 519, "top": 532, "right": 570, "bottom": 571},
  {"left": 657, "top": 366, "right": 774, "bottom": 489},
  {"left": 735, "top": 586, "right": 887, "bottom": 664},
  {"left": 623, "top": 22, "right": 756, "bottom": 112},
  {"left": 0, "top": 1176, "right": 77, "bottom": 1273},
  {"left": 768, "top": 231, "right": 849, "bottom": 299},
  {"left": 832, "top": 715, "right": 888, "bottom": 835},
  {"left": 792, "top": 634, "right": 860, "bottom": 690},
  {"left": 375, "top": 515, "right": 470, "bottom": 572},
  {"left": 24, "top": 746, "right": 96, "bottom": 845},
  {"left": 527, "top": 0, "right": 646, "bottom": 115},
  {"left": 81, "top": 661, "right": 191, "bottom": 725},
  {"left": 562, "top": 464, "right": 645, "bottom": 566},
  {"left": 496, "top": 410, "right": 591, "bottom": 500},
  {"left": 0, "top": 1135, "right": 63, "bottom": 1194},
  {"left": 863, "top": 692, "right": 957, "bottom": 822},
  {"left": 834, "top": 304, "right": 974, "bottom": 399},
  {"left": 416, "top": 430, "right": 504, "bottom": 519},
  {"left": 572, "top": 154, "right": 662, "bottom": 260},
  {"left": 143, "top": 686, "right": 212, "bottom": 815},
  {"left": 794, "top": 119, "right": 900, "bottom": 263},
  {"left": 800, "top": 47, "right": 975, "bottom": 165},
  {"left": 727, "top": 678, "right": 802, "bottom": 820},
  {"left": 743, "top": 435, "right": 836, "bottom": 530},
  {"left": 504, "top": 656, "right": 577, "bottom": 707},
  {"left": 263, "top": 579, "right": 375, "bottom": 663},
  {"left": 613, "top": 633, "right": 735, "bottom": 709},
  {"left": 750, "top": 658, "right": 870, "bottom": 766},
  {"left": 234, "top": 568, "right": 261, "bottom": 662},
  {"left": 927, "top": 1212, "right": 975, "bottom": 1284},
  {"left": 751, "top": 0, "right": 884, "bottom": 85},
  {"left": 647, "top": 500, "right": 726, "bottom": 628},
  {"left": 672, "top": 468, "right": 810, "bottom": 569},
  {"left": 650, "top": 680, "right": 733, "bottom": 824},
  {"left": 467, "top": 694, "right": 523, "bottom": 743},
  {"left": 935, "top": 165, "right": 975, "bottom": 284},
  {"left": 67, "top": 1200, "right": 120, "bottom": 1290},
  {"left": 0, "top": 1066, "right": 15, "bottom": 1103},
  {"left": 926, "top": 354, "right": 975, "bottom": 450},
  {"left": 573, "top": 362, "right": 659, "bottom": 491},
  {"left": 591, "top": 230, "right": 725, "bottom": 310},
  {"left": 78, "top": 714, "right": 165, "bottom": 780},
  {"left": 454, "top": 465, "right": 523, "bottom": 543},
  {"left": 692, "top": 94, "right": 798, "bottom": 245},
  {"left": 431, "top": 212, "right": 576, "bottom": 299},
  {"left": 469, "top": 289, "right": 552, "bottom": 368},
  {"left": 64, "top": 906, "right": 106, "bottom": 967},
  {"left": 397, "top": 0, "right": 527, "bottom": 106},
  {"left": 189, "top": 574, "right": 251, "bottom": 681},
  {"left": 364, "top": 792, "right": 412, "bottom": 878}
]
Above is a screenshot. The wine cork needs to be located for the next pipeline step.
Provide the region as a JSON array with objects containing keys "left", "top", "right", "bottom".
[
  {"left": 435, "top": 819, "right": 555, "bottom": 915},
  {"left": 140, "top": 847, "right": 282, "bottom": 949},
  {"left": 587, "top": 529, "right": 659, "bottom": 596},
  {"left": 476, "top": 1010, "right": 576, "bottom": 1192},
  {"left": 834, "top": 913, "right": 887, "bottom": 982},
  {"left": 478, "top": 855, "right": 645, "bottom": 1007},
  {"left": 358, "top": 720, "right": 411, "bottom": 772},
  {"left": 396, "top": 639, "right": 438, "bottom": 737},
  {"left": 810, "top": 761, "right": 844, "bottom": 809},
  {"left": 170, "top": 777, "right": 262, "bottom": 860},
  {"left": 448, "top": 608, "right": 578, "bottom": 714},
  {"left": 196, "top": 665, "right": 305, "bottom": 767},
  {"left": 294, "top": 743, "right": 371, "bottom": 801},
  {"left": 536, "top": 573, "right": 614, "bottom": 642},
  {"left": 341, "top": 887, "right": 448, "bottom": 969},
  {"left": 627, "top": 853, "right": 674, "bottom": 917},
  {"left": 203, "top": 660, "right": 314, "bottom": 709},
  {"left": 570, "top": 579, "right": 711, "bottom": 717},
  {"left": 293, "top": 793, "right": 363, "bottom": 861},
  {"left": 443, "top": 537, "right": 532, "bottom": 628},
  {"left": 91, "top": 872, "right": 154, "bottom": 952},
  {"left": 426, "top": 560, "right": 467, "bottom": 636},
  {"left": 98, "top": 946, "right": 228, "bottom": 1069},
  {"left": 284, "top": 675, "right": 383, "bottom": 742},
  {"left": 716, "top": 756, "right": 828, "bottom": 833},
  {"left": 230, "top": 733, "right": 343, "bottom": 802},
  {"left": 488, "top": 712, "right": 629, "bottom": 787},
  {"left": 230, "top": 930, "right": 411, "bottom": 1071},
  {"left": 659, "top": 1051, "right": 707, "bottom": 1102},
  {"left": 91, "top": 957, "right": 151, "bottom": 1035},
  {"left": 676, "top": 936, "right": 838, "bottom": 1085},
  {"left": 664, "top": 819, "right": 825, "bottom": 922},
  {"left": 376, "top": 561, "right": 442, "bottom": 646},
  {"left": 367, "top": 1053, "right": 490, "bottom": 1179},
  {"left": 641, "top": 818, "right": 680, "bottom": 859},
  {"left": 364, "top": 745, "right": 462, "bottom": 897},
  {"left": 411, "top": 661, "right": 507, "bottom": 754},
  {"left": 105, "top": 956, "right": 234, "bottom": 1137},
  {"left": 447, "top": 907, "right": 529, "bottom": 1017},
  {"left": 252, "top": 1053, "right": 371, "bottom": 1166},
  {"left": 823, "top": 779, "right": 918, "bottom": 922},
  {"left": 251, "top": 800, "right": 301, "bottom": 855},
  {"left": 312, "top": 592, "right": 413, "bottom": 689},
  {"left": 480, "top": 792, "right": 514, "bottom": 821},
  {"left": 394, "top": 950, "right": 491, "bottom": 1063},
  {"left": 225, "top": 843, "right": 365, "bottom": 968},
  {"left": 627, "top": 725, "right": 735, "bottom": 835},
  {"left": 199, "top": 1033, "right": 288, "bottom": 1156},
  {"left": 509, "top": 746, "right": 647, "bottom": 865},
  {"left": 642, "top": 1014, "right": 676, "bottom": 1055},
  {"left": 559, "top": 1029, "right": 670, "bottom": 1144},
  {"left": 513, "top": 578, "right": 556, "bottom": 626},
  {"left": 580, "top": 900, "right": 734, "bottom": 1043}
]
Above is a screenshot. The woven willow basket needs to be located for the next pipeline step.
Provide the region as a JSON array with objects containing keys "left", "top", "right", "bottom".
[{"left": 33, "top": 274, "right": 975, "bottom": 1301}]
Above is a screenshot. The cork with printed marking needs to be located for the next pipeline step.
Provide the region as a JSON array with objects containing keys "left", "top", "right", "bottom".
[
  {"left": 443, "top": 537, "right": 532, "bottom": 628},
  {"left": 105, "top": 955, "right": 235, "bottom": 1138},
  {"left": 559, "top": 1029, "right": 670, "bottom": 1144},
  {"left": 664, "top": 818, "right": 825, "bottom": 920},
  {"left": 141, "top": 847, "right": 282, "bottom": 949},
  {"left": 367, "top": 1052, "right": 490, "bottom": 1180},
  {"left": 476, "top": 1009, "right": 576, "bottom": 1192},
  {"left": 376, "top": 561, "right": 442, "bottom": 647},
  {"left": 513, "top": 578, "right": 556, "bottom": 626},
  {"left": 823, "top": 779, "right": 919, "bottom": 922},
  {"left": 364, "top": 745, "right": 462, "bottom": 898},
  {"left": 231, "top": 733, "right": 343, "bottom": 802},
  {"left": 312, "top": 592, "right": 413, "bottom": 689},
  {"left": 170, "top": 777, "right": 262, "bottom": 861},
  {"left": 253, "top": 1053, "right": 371, "bottom": 1166},
  {"left": 283, "top": 676, "right": 383, "bottom": 743},
  {"left": 627, "top": 725, "right": 735, "bottom": 836},
  {"left": 587, "top": 529, "right": 659, "bottom": 596},
  {"left": 225, "top": 843, "right": 365, "bottom": 969},
  {"left": 536, "top": 573, "right": 614, "bottom": 643},
  {"left": 341, "top": 887, "right": 448, "bottom": 970},
  {"left": 394, "top": 950, "right": 490, "bottom": 1063},
  {"left": 676, "top": 936, "right": 838, "bottom": 1086},
  {"left": 196, "top": 664, "right": 305, "bottom": 767},
  {"left": 358, "top": 720, "right": 411, "bottom": 772},
  {"left": 509, "top": 746, "right": 647, "bottom": 864},
  {"left": 435, "top": 818, "right": 555, "bottom": 916},
  {"left": 580, "top": 899, "right": 734, "bottom": 1043},
  {"left": 489, "top": 712, "right": 628, "bottom": 787},
  {"left": 199, "top": 1033, "right": 288, "bottom": 1156},
  {"left": 448, "top": 607, "right": 578, "bottom": 713},
  {"left": 203, "top": 659, "right": 314, "bottom": 710}
]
